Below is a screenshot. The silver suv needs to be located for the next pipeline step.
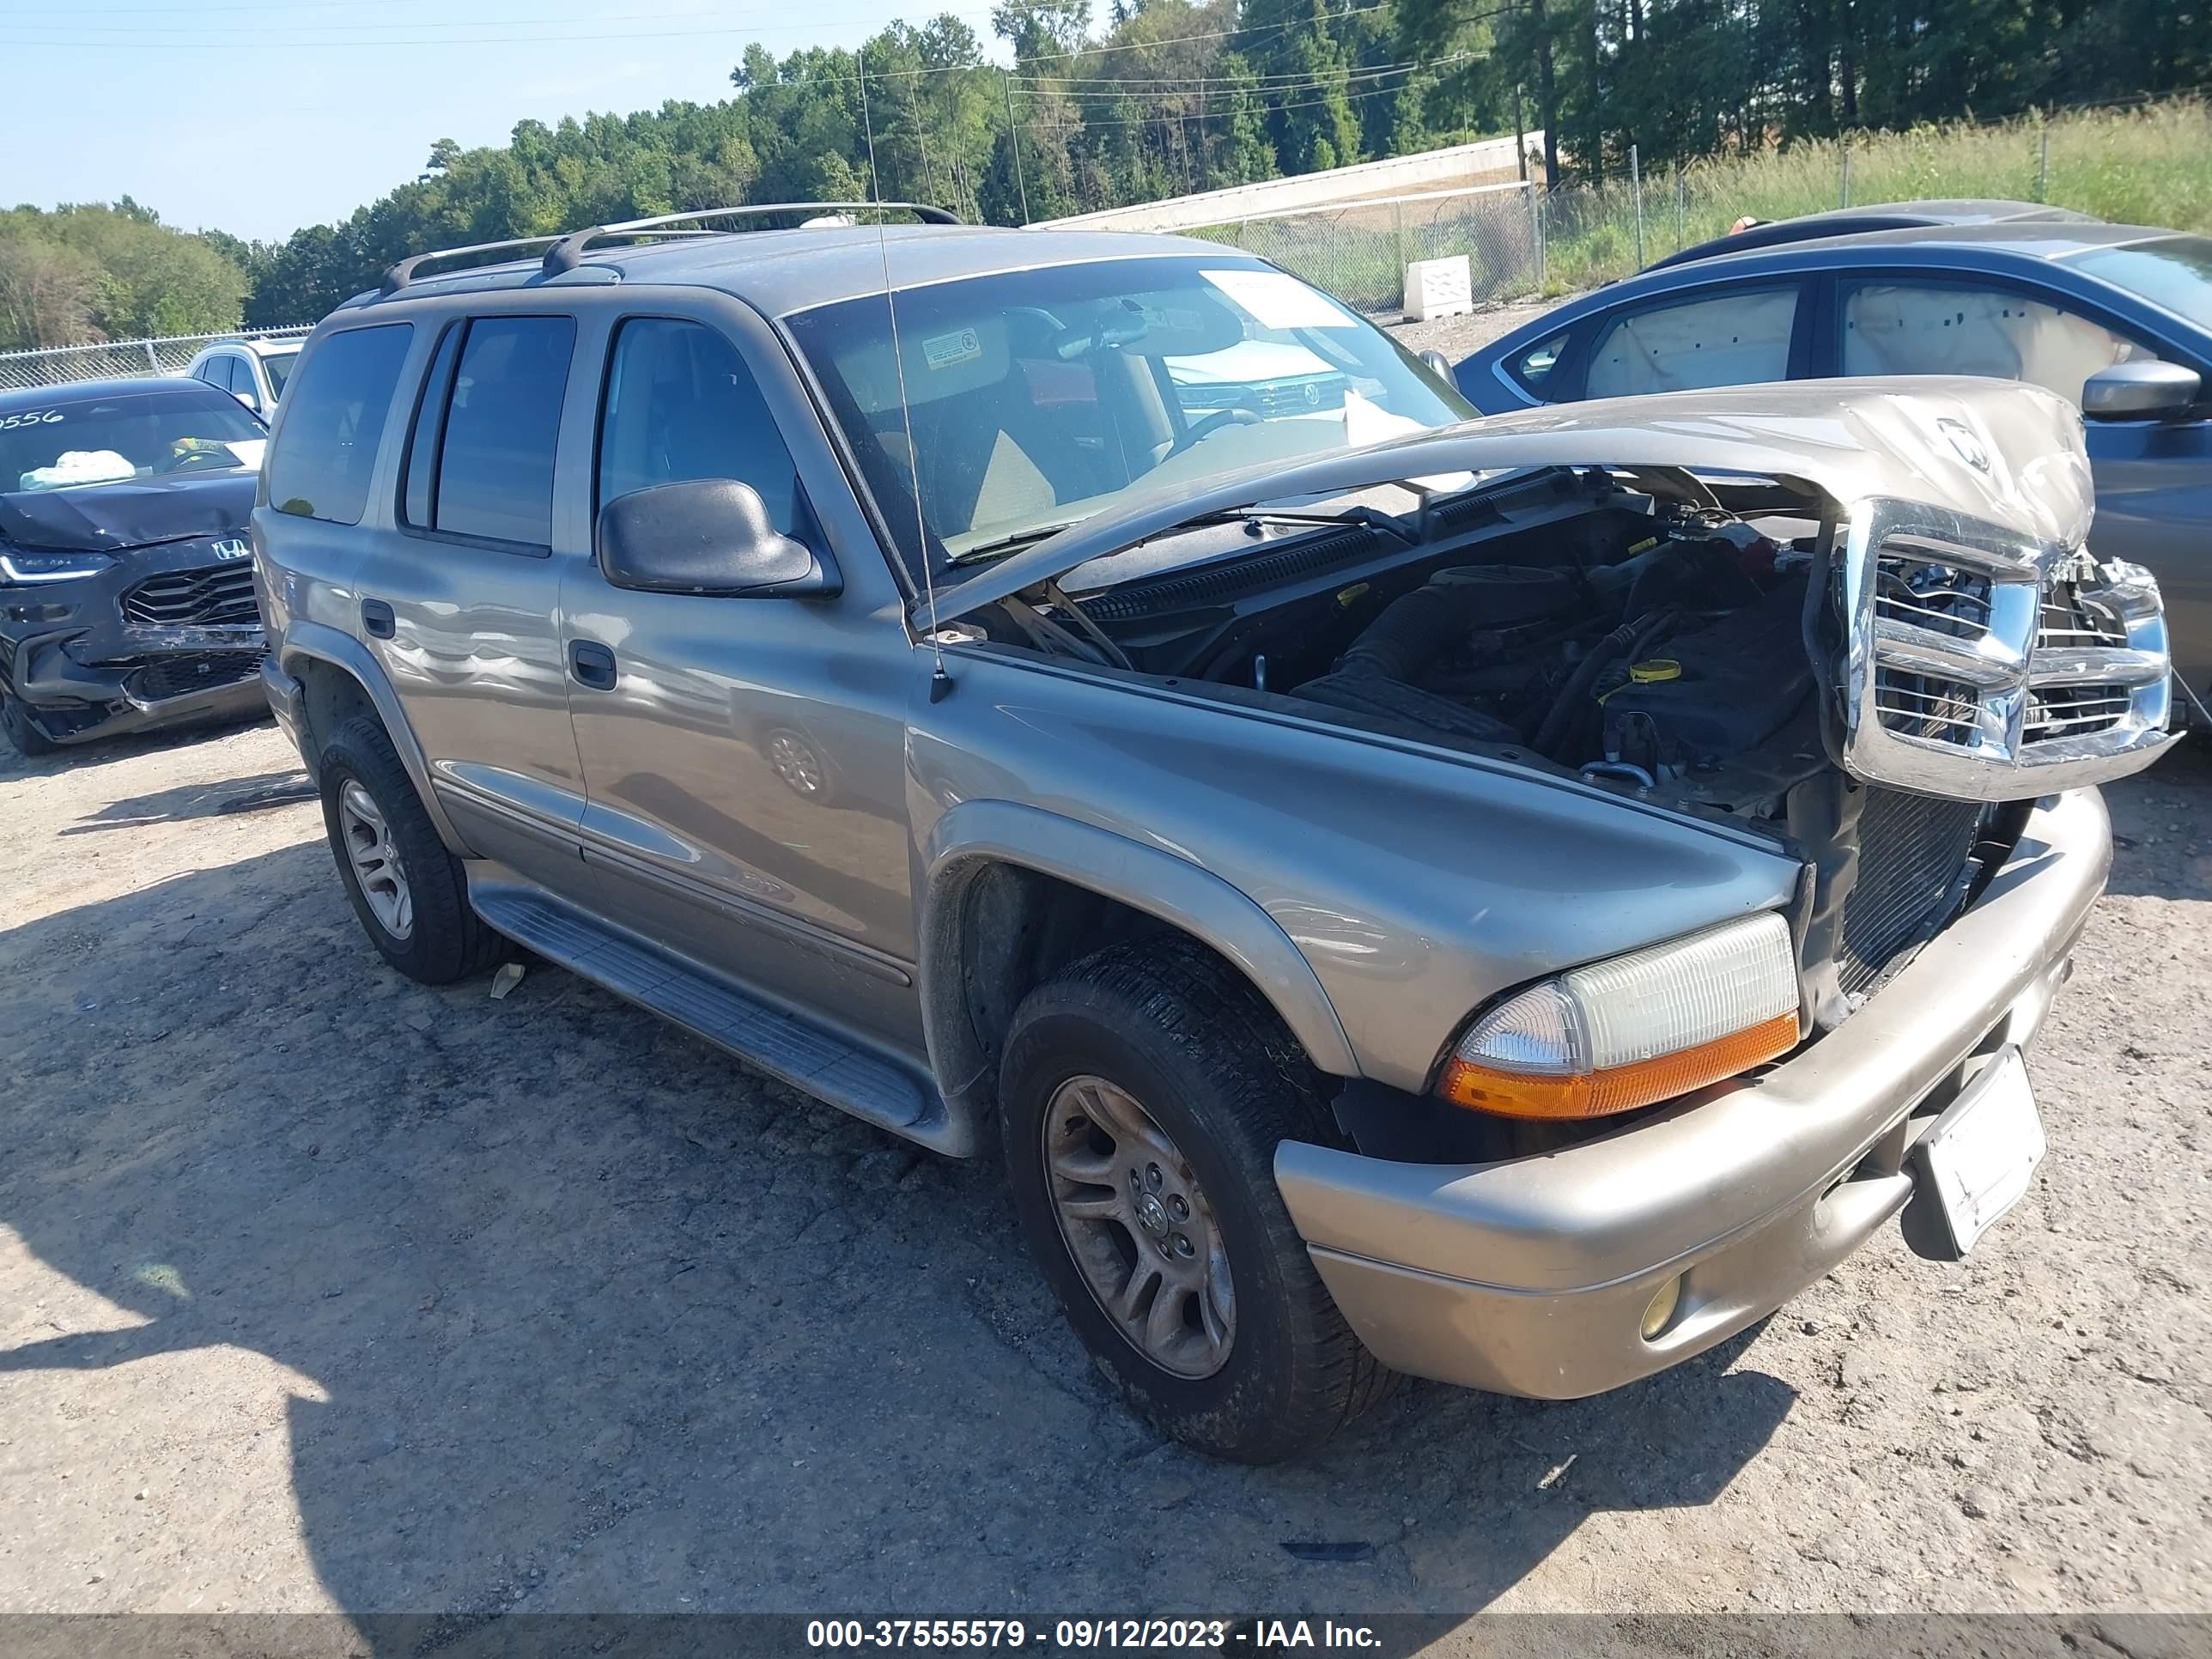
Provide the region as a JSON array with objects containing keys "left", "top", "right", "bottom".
[{"left": 254, "top": 205, "right": 2177, "bottom": 1462}]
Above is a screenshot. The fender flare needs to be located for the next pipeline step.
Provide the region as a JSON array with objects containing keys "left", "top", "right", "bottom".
[
  {"left": 918, "top": 799, "right": 1359, "bottom": 1117},
  {"left": 278, "top": 621, "right": 471, "bottom": 856}
]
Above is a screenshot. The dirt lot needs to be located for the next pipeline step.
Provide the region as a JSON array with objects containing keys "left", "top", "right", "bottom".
[{"left": 1, "top": 693, "right": 2209, "bottom": 1637}]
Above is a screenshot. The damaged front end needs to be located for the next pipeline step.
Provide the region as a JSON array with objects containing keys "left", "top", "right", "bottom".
[
  {"left": 933, "top": 377, "right": 2176, "bottom": 1034},
  {"left": 1, "top": 532, "right": 267, "bottom": 746}
]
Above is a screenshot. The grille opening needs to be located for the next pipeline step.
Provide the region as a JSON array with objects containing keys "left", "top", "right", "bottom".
[
  {"left": 1875, "top": 556, "right": 1990, "bottom": 641},
  {"left": 131, "top": 652, "right": 260, "bottom": 702},
  {"left": 2037, "top": 590, "right": 2127, "bottom": 649},
  {"left": 2026, "top": 684, "right": 2130, "bottom": 742},
  {"left": 1874, "top": 666, "right": 1980, "bottom": 744},
  {"left": 122, "top": 564, "right": 259, "bottom": 629}
]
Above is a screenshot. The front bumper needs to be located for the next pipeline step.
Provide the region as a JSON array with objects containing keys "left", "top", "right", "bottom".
[
  {"left": 2, "top": 553, "right": 265, "bottom": 745},
  {"left": 1273, "top": 787, "right": 2110, "bottom": 1399}
]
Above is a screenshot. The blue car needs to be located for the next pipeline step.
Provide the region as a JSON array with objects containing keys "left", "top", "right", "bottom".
[{"left": 1456, "top": 217, "right": 2212, "bottom": 696}]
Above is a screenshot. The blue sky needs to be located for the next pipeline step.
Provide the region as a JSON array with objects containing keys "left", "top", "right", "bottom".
[{"left": 3, "top": 0, "right": 1002, "bottom": 242}]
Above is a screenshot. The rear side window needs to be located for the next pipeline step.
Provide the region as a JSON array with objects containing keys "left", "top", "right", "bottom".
[
  {"left": 1841, "top": 282, "right": 2155, "bottom": 405},
  {"left": 1584, "top": 286, "right": 1798, "bottom": 399},
  {"left": 595, "top": 317, "right": 805, "bottom": 538},
  {"left": 413, "top": 315, "right": 575, "bottom": 547},
  {"left": 268, "top": 324, "right": 414, "bottom": 525}
]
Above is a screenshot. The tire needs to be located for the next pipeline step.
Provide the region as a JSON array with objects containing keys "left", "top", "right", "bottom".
[
  {"left": 1, "top": 690, "right": 59, "bottom": 757},
  {"left": 999, "top": 937, "right": 1397, "bottom": 1462},
  {"left": 318, "top": 714, "right": 505, "bottom": 984}
]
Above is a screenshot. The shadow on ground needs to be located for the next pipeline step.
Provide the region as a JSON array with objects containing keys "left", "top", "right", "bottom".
[{"left": 0, "top": 836, "right": 1797, "bottom": 1645}]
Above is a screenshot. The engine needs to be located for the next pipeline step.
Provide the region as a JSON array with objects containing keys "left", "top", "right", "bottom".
[{"left": 1289, "top": 515, "right": 1820, "bottom": 801}]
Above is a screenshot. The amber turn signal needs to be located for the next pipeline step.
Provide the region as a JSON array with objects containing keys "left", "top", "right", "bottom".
[
  {"left": 1435, "top": 913, "right": 1802, "bottom": 1121},
  {"left": 1437, "top": 1009, "right": 1800, "bottom": 1120}
]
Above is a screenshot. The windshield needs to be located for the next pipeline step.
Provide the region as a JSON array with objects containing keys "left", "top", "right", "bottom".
[
  {"left": 783, "top": 256, "right": 1472, "bottom": 573},
  {"left": 2071, "top": 237, "right": 2212, "bottom": 328},
  {"left": 1, "top": 384, "right": 266, "bottom": 493},
  {"left": 262, "top": 350, "right": 298, "bottom": 396}
]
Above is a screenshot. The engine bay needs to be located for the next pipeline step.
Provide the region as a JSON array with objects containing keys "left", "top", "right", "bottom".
[{"left": 1002, "top": 466, "right": 1838, "bottom": 826}]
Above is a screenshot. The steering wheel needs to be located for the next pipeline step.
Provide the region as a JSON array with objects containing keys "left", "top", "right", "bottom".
[
  {"left": 1166, "top": 406, "right": 1262, "bottom": 458},
  {"left": 155, "top": 442, "right": 238, "bottom": 476}
]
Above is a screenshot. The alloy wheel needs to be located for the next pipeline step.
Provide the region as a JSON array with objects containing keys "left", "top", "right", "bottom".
[{"left": 1042, "top": 1073, "right": 1235, "bottom": 1378}]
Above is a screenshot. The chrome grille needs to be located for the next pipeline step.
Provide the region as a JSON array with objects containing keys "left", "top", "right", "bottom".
[
  {"left": 2024, "top": 589, "right": 2130, "bottom": 742},
  {"left": 1838, "top": 788, "right": 1986, "bottom": 998},
  {"left": 122, "top": 564, "right": 258, "bottom": 627},
  {"left": 1842, "top": 500, "right": 2173, "bottom": 799},
  {"left": 1875, "top": 553, "right": 1990, "bottom": 642}
]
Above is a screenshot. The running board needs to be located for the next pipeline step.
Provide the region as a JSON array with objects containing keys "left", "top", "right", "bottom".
[{"left": 471, "top": 885, "right": 969, "bottom": 1154}]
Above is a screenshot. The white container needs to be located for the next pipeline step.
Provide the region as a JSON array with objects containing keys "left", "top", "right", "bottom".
[{"left": 1403, "top": 255, "right": 1474, "bottom": 322}]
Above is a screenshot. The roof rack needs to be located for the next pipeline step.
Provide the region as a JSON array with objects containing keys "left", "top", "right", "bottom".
[
  {"left": 380, "top": 235, "right": 568, "bottom": 296},
  {"left": 540, "top": 202, "right": 960, "bottom": 276}
]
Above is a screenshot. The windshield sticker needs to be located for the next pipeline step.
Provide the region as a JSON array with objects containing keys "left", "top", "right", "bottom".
[
  {"left": 1200, "top": 269, "right": 1358, "bottom": 331},
  {"left": 922, "top": 327, "right": 983, "bottom": 371}
]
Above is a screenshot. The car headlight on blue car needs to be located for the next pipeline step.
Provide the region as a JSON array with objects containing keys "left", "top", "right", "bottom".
[{"left": 0, "top": 548, "right": 115, "bottom": 585}]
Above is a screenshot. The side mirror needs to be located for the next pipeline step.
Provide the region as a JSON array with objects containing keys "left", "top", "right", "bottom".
[
  {"left": 233, "top": 388, "right": 262, "bottom": 413},
  {"left": 596, "top": 478, "right": 841, "bottom": 599},
  {"left": 1419, "top": 349, "right": 1456, "bottom": 388},
  {"left": 2083, "top": 361, "right": 2202, "bottom": 422}
]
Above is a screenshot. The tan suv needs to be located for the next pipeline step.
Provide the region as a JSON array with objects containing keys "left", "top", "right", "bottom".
[{"left": 254, "top": 204, "right": 2175, "bottom": 1461}]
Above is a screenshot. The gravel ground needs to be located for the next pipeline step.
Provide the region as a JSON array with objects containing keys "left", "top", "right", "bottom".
[
  {"left": 1, "top": 700, "right": 2208, "bottom": 1638},
  {"left": 1392, "top": 299, "right": 1567, "bottom": 365}
]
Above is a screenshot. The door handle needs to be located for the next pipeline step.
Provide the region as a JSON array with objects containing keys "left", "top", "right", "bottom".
[
  {"left": 569, "top": 640, "right": 617, "bottom": 690},
  {"left": 361, "top": 599, "right": 395, "bottom": 639}
]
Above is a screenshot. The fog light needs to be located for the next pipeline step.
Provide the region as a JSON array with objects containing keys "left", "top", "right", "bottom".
[{"left": 1640, "top": 1275, "right": 1682, "bottom": 1341}]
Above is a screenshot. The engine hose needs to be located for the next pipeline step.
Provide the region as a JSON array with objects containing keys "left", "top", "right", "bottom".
[
  {"left": 1533, "top": 605, "right": 1678, "bottom": 761},
  {"left": 1337, "top": 583, "right": 1474, "bottom": 682}
]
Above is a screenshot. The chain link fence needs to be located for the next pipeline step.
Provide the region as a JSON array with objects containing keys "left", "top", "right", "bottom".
[
  {"left": 1182, "top": 96, "right": 2212, "bottom": 313},
  {"left": 1193, "top": 181, "right": 1544, "bottom": 315},
  {"left": 0, "top": 326, "right": 313, "bottom": 394}
]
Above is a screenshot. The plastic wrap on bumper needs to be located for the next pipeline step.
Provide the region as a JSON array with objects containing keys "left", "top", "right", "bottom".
[{"left": 1273, "top": 787, "right": 2110, "bottom": 1399}]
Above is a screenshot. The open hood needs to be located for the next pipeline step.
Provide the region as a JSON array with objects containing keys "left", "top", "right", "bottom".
[
  {"left": 927, "top": 376, "right": 2094, "bottom": 623},
  {"left": 0, "top": 469, "right": 258, "bottom": 553}
]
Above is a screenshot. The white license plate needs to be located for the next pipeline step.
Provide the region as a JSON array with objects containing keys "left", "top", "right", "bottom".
[{"left": 1917, "top": 1047, "right": 2045, "bottom": 1255}]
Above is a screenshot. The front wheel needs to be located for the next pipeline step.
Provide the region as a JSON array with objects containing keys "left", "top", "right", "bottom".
[
  {"left": 999, "top": 939, "right": 1395, "bottom": 1462},
  {"left": 1, "top": 690, "right": 59, "bottom": 757}
]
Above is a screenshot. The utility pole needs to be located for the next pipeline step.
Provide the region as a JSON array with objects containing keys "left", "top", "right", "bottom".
[
  {"left": 1630, "top": 143, "right": 1644, "bottom": 267},
  {"left": 1513, "top": 83, "right": 1528, "bottom": 182},
  {"left": 1196, "top": 77, "right": 1209, "bottom": 192},
  {"left": 1003, "top": 68, "right": 1031, "bottom": 225}
]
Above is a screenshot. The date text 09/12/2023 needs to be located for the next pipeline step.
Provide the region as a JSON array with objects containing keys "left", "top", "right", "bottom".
[{"left": 805, "top": 1619, "right": 1383, "bottom": 1650}]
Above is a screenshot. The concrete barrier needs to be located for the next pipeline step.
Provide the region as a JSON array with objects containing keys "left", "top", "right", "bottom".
[{"left": 1034, "top": 134, "right": 1543, "bottom": 234}]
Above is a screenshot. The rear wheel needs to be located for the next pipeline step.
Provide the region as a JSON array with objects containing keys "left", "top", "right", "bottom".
[
  {"left": 318, "top": 715, "right": 505, "bottom": 984},
  {"left": 999, "top": 938, "right": 1396, "bottom": 1462}
]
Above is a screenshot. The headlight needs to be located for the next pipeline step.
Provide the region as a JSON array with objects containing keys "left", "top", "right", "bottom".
[
  {"left": 0, "top": 549, "right": 115, "bottom": 585},
  {"left": 1437, "top": 912, "right": 1801, "bottom": 1120}
]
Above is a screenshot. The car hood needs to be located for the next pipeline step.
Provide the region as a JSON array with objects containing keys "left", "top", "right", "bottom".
[
  {"left": 929, "top": 376, "right": 2094, "bottom": 621},
  {"left": 0, "top": 469, "right": 258, "bottom": 553}
]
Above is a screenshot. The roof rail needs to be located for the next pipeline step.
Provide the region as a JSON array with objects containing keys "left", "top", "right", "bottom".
[
  {"left": 380, "top": 234, "right": 571, "bottom": 296},
  {"left": 541, "top": 202, "right": 960, "bottom": 276}
]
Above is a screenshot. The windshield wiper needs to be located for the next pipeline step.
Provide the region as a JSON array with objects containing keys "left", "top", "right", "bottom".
[
  {"left": 951, "top": 520, "right": 1088, "bottom": 562},
  {"left": 1162, "top": 503, "right": 1416, "bottom": 544}
]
